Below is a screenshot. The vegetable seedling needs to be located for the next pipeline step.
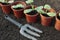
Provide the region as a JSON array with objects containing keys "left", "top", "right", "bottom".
[
  {"left": 12, "top": 4, "right": 24, "bottom": 9},
  {"left": 0, "top": 0, "right": 14, "bottom": 4},
  {"left": 36, "top": 4, "right": 56, "bottom": 17},
  {"left": 24, "top": 0, "right": 35, "bottom": 14}
]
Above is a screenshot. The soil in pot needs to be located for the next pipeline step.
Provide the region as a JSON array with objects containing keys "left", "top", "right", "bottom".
[
  {"left": 27, "top": 10, "right": 37, "bottom": 15},
  {"left": 13, "top": 7, "right": 23, "bottom": 10},
  {"left": 25, "top": 10, "right": 38, "bottom": 23}
]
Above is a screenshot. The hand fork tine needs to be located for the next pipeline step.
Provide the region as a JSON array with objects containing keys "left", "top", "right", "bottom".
[{"left": 24, "top": 24, "right": 43, "bottom": 33}]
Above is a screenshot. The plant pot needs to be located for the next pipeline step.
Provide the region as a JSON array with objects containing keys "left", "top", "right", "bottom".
[
  {"left": 11, "top": 1, "right": 26, "bottom": 18},
  {"left": 40, "top": 14, "right": 53, "bottom": 26},
  {"left": 55, "top": 16, "right": 60, "bottom": 31},
  {"left": 1, "top": 3, "right": 12, "bottom": 14},
  {"left": 25, "top": 13, "right": 38, "bottom": 23},
  {"left": 40, "top": 8, "right": 55, "bottom": 26}
]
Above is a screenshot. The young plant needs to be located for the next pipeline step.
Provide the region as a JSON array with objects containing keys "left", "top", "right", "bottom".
[
  {"left": 12, "top": 4, "right": 24, "bottom": 9},
  {"left": 24, "top": 0, "right": 35, "bottom": 14},
  {"left": 0, "top": 0, "right": 14, "bottom": 3},
  {"left": 36, "top": 4, "right": 56, "bottom": 17}
]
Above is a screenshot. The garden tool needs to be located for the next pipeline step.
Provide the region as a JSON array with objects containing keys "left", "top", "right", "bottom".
[{"left": 4, "top": 15, "right": 43, "bottom": 40}]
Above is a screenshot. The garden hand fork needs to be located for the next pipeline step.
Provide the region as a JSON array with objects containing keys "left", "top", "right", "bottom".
[{"left": 4, "top": 15, "right": 43, "bottom": 40}]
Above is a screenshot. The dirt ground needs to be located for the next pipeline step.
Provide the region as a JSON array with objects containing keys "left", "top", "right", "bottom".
[{"left": 0, "top": 0, "right": 60, "bottom": 40}]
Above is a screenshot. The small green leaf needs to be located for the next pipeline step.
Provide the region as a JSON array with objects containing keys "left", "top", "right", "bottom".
[
  {"left": 59, "top": 13, "right": 60, "bottom": 16},
  {"left": 16, "top": 4, "right": 24, "bottom": 8},
  {"left": 47, "top": 12, "right": 56, "bottom": 17},
  {"left": 24, "top": 9, "right": 33, "bottom": 13},
  {"left": 44, "top": 4, "right": 51, "bottom": 10},
  {"left": 12, "top": 5, "right": 18, "bottom": 8},
  {"left": 26, "top": 0, "right": 33, "bottom": 4},
  {"left": 12, "top": 4, "right": 24, "bottom": 9},
  {"left": 35, "top": 6, "right": 43, "bottom": 10}
]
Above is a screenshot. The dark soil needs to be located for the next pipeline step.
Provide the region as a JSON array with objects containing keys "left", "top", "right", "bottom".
[
  {"left": 27, "top": 10, "right": 37, "bottom": 15},
  {"left": 42, "top": 14, "right": 50, "bottom": 17},
  {"left": 13, "top": 7, "right": 23, "bottom": 10},
  {"left": 0, "top": 0, "right": 60, "bottom": 40},
  {"left": 57, "top": 16, "right": 60, "bottom": 20},
  {"left": 1, "top": 3, "right": 10, "bottom": 5}
]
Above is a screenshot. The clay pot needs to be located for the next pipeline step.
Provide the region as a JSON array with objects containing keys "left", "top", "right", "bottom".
[
  {"left": 55, "top": 16, "right": 60, "bottom": 31},
  {"left": 25, "top": 5, "right": 38, "bottom": 23},
  {"left": 25, "top": 13, "right": 38, "bottom": 23},
  {"left": 11, "top": 1, "right": 26, "bottom": 18},
  {"left": 40, "top": 8, "right": 55, "bottom": 26},
  {"left": 1, "top": 3, "right": 12, "bottom": 14}
]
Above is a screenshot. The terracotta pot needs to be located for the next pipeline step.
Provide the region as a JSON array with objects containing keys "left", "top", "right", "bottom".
[
  {"left": 25, "top": 13, "right": 38, "bottom": 23},
  {"left": 40, "top": 14, "right": 54, "bottom": 26},
  {"left": 25, "top": 5, "right": 38, "bottom": 23},
  {"left": 11, "top": 1, "right": 26, "bottom": 18},
  {"left": 55, "top": 16, "right": 60, "bottom": 31},
  {"left": 40, "top": 8, "right": 55, "bottom": 26},
  {"left": 1, "top": 3, "right": 12, "bottom": 14}
]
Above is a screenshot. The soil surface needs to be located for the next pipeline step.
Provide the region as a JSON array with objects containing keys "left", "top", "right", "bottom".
[{"left": 0, "top": 0, "right": 60, "bottom": 40}]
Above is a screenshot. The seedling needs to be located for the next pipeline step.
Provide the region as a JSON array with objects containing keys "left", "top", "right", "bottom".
[
  {"left": 24, "top": 0, "right": 35, "bottom": 14},
  {"left": 12, "top": 4, "right": 24, "bottom": 9},
  {"left": 36, "top": 4, "right": 56, "bottom": 17},
  {"left": 0, "top": 0, "right": 14, "bottom": 3}
]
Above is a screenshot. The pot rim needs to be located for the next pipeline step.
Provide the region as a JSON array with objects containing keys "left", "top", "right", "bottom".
[
  {"left": 25, "top": 13, "right": 38, "bottom": 17},
  {"left": 56, "top": 16, "right": 60, "bottom": 21},
  {"left": 40, "top": 14, "right": 54, "bottom": 18}
]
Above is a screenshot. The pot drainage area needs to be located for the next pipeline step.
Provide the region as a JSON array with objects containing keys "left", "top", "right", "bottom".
[{"left": 0, "top": 0, "right": 60, "bottom": 40}]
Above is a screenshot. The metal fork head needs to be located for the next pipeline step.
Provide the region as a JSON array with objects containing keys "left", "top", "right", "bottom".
[{"left": 20, "top": 24, "right": 43, "bottom": 40}]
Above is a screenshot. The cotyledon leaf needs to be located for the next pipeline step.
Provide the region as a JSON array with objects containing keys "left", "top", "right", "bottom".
[
  {"left": 24, "top": 9, "right": 33, "bottom": 14},
  {"left": 47, "top": 12, "right": 56, "bottom": 17}
]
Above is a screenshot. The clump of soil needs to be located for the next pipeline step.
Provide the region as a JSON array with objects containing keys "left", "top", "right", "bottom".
[
  {"left": 57, "top": 16, "right": 60, "bottom": 20},
  {"left": 27, "top": 10, "right": 38, "bottom": 15},
  {"left": 1, "top": 3, "right": 10, "bottom": 5},
  {"left": 42, "top": 14, "right": 50, "bottom": 17},
  {"left": 13, "top": 7, "right": 23, "bottom": 10}
]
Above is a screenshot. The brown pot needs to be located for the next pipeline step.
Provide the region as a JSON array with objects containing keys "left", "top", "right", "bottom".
[
  {"left": 40, "top": 14, "right": 53, "bottom": 26},
  {"left": 11, "top": 1, "right": 26, "bottom": 18},
  {"left": 25, "top": 5, "right": 38, "bottom": 23},
  {"left": 25, "top": 13, "right": 38, "bottom": 23},
  {"left": 40, "top": 8, "right": 55, "bottom": 26},
  {"left": 55, "top": 16, "right": 60, "bottom": 31},
  {"left": 1, "top": 3, "right": 12, "bottom": 14}
]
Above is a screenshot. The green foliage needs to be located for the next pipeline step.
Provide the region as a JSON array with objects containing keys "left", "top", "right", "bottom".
[
  {"left": 0, "top": 0, "right": 14, "bottom": 3},
  {"left": 24, "top": 9, "right": 33, "bottom": 14},
  {"left": 44, "top": 4, "right": 51, "bottom": 10},
  {"left": 12, "top": 4, "right": 24, "bottom": 9},
  {"left": 26, "top": 0, "right": 34, "bottom": 4},
  {"left": 59, "top": 13, "right": 60, "bottom": 16},
  {"left": 47, "top": 12, "right": 56, "bottom": 17}
]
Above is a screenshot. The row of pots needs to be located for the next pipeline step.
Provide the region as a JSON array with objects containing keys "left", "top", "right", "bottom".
[{"left": 0, "top": 1, "right": 60, "bottom": 31}]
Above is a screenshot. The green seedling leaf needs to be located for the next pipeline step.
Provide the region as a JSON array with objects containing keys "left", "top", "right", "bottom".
[
  {"left": 36, "top": 8, "right": 46, "bottom": 14},
  {"left": 12, "top": 4, "right": 24, "bottom": 9},
  {"left": 59, "top": 13, "right": 60, "bottom": 16},
  {"left": 24, "top": 9, "right": 33, "bottom": 13},
  {"left": 47, "top": 12, "right": 56, "bottom": 17},
  {"left": 26, "top": 0, "right": 33, "bottom": 4},
  {"left": 16, "top": 4, "right": 24, "bottom": 8},
  {"left": 35, "top": 6, "right": 43, "bottom": 10},
  {"left": 12, "top": 5, "right": 18, "bottom": 8},
  {"left": 44, "top": 4, "right": 51, "bottom": 10}
]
